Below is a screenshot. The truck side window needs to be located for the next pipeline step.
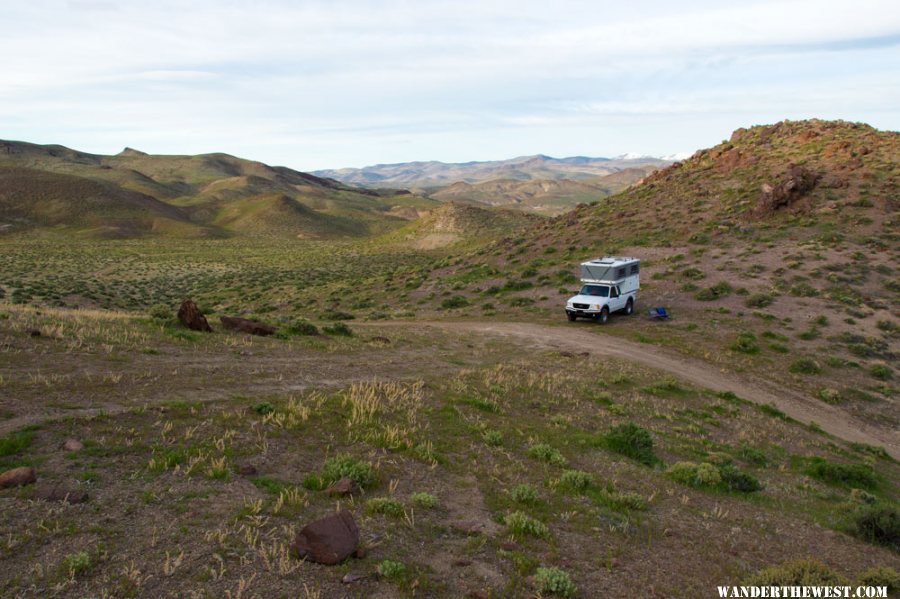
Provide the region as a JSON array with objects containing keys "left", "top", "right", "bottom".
[
  {"left": 616, "top": 268, "right": 625, "bottom": 278},
  {"left": 611, "top": 287, "right": 619, "bottom": 297},
  {"left": 630, "top": 264, "right": 639, "bottom": 274}
]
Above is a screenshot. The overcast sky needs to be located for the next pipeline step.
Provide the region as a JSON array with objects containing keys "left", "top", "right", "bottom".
[{"left": 1, "top": 0, "right": 898, "bottom": 170}]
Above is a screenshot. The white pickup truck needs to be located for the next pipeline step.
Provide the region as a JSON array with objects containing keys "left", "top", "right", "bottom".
[{"left": 565, "top": 257, "right": 640, "bottom": 324}]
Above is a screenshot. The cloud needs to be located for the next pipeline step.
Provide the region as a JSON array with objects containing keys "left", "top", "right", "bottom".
[{"left": 0, "top": 0, "right": 897, "bottom": 168}]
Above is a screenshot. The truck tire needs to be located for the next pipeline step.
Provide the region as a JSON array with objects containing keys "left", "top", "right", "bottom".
[
  {"left": 566, "top": 312, "right": 577, "bottom": 322},
  {"left": 624, "top": 298, "right": 633, "bottom": 315},
  {"left": 597, "top": 307, "right": 609, "bottom": 324}
]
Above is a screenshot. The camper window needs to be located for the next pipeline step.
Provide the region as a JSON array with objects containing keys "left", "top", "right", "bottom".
[
  {"left": 630, "top": 264, "right": 639, "bottom": 274},
  {"left": 580, "top": 285, "right": 610, "bottom": 297},
  {"left": 616, "top": 267, "right": 626, "bottom": 278}
]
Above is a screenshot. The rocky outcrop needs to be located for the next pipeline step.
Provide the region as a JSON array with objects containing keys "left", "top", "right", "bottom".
[
  {"left": 755, "top": 166, "right": 819, "bottom": 215},
  {"left": 219, "top": 316, "right": 275, "bottom": 336},
  {"left": 34, "top": 485, "right": 88, "bottom": 503},
  {"left": 291, "top": 509, "right": 359, "bottom": 565},
  {"left": 177, "top": 299, "right": 212, "bottom": 332}
]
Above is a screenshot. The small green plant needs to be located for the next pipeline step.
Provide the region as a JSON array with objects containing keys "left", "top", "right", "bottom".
[
  {"left": 856, "top": 566, "right": 900, "bottom": 592},
  {"left": 410, "top": 492, "right": 438, "bottom": 509},
  {"left": 717, "top": 463, "right": 762, "bottom": 492},
  {"left": 320, "top": 310, "right": 355, "bottom": 321},
  {"left": 535, "top": 566, "right": 577, "bottom": 597},
  {"left": 745, "top": 293, "right": 773, "bottom": 308},
  {"left": 504, "top": 511, "right": 550, "bottom": 538},
  {"left": 870, "top": 364, "right": 892, "bottom": 380},
  {"left": 604, "top": 423, "right": 656, "bottom": 465},
  {"left": 789, "top": 358, "right": 821, "bottom": 375},
  {"left": 365, "top": 497, "right": 404, "bottom": 517},
  {"left": 378, "top": 559, "right": 407, "bottom": 583},
  {"left": 510, "top": 484, "right": 539, "bottom": 505},
  {"left": 482, "top": 430, "right": 503, "bottom": 446},
  {"left": 251, "top": 401, "right": 275, "bottom": 415},
  {"left": 695, "top": 281, "right": 732, "bottom": 301},
  {"left": 559, "top": 470, "right": 593, "bottom": 491},
  {"left": 527, "top": 443, "right": 567, "bottom": 466},
  {"left": 731, "top": 332, "right": 760, "bottom": 354},
  {"left": 0, "top": 429, "right": 35, "bottom": 457},
  {"left": 60, "top": 551, "right": 92, "bottom": 577},
  {"left": 304, "top": 454, "right": 376, "bottom": 490}
]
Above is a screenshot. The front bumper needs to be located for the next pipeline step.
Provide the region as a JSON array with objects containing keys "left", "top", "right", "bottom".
[{"left": 566, "top": 308, "right": 601, "bottom": 317}]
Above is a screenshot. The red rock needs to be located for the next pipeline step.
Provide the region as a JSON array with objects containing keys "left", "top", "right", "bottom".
[
  {"left": 0, "top": 467, "right": 36, "bottom": 488},
  {"left": 238, "top": 464, "right": 258, "bottom": 476},
  {"left": 291, "top": 509, "right": 359, "bottom": 565},
  {"left": 177, "top": 299, "right": 212, "bottom": 332},
  {"left": 34, "top": 485, "right": 88, "bottom": 504},
  {"left": 452, "top": 559, "right": 473, "bottom": 567},
  {"left": 62, "top": 439, "right": 84, "bottom": 452},
  {"left": 219, "top": 316, "right": 275, "bottom": 336},
  {"left": 324, "top": 478, "right": 354, "bottom": 496}
]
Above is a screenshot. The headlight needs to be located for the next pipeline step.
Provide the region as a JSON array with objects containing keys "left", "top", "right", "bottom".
[{"left": 593, "top": 304, "right": 601, "bottom": 310}]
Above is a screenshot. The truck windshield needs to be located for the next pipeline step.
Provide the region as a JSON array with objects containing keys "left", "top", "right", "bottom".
[{"left": 580, "top": 285, "right": 610, "bottom": 297}]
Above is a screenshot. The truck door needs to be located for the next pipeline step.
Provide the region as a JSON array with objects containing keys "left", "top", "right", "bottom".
[{"left": 610, "top": 285, "right": 623, "bottom": 310}]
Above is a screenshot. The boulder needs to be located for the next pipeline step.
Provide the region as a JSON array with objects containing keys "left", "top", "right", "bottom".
[
  {"left": 177, "top": 299, "right": 212, "bottom": 332},
  {"left": 220, "top": 316, "right": 275, "bottom": 337},
  {"left": 0, "top": 466, "right": 36, "bottom": 488},
  {"left": 62, "top": 439, "right": 84, "bottom": 452},
  {"left": 34, "top": 485, "right": 88, "bottom": 504},
  {"left": 291, "top": 509, "right": 359, "bottom": 565},
  {"left": 755, "top": 166, "right": 819, "bottom": 216},
  {"left": 324, "top": 478, "right": 354, "bottom": 496}
]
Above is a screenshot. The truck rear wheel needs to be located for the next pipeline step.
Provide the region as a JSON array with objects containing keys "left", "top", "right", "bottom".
[
  {"left": 597, "top": 307, "right": 609, "bottom": 324},
  {"left": 624, "top": 298, "right": 633, "bottom": 315}
]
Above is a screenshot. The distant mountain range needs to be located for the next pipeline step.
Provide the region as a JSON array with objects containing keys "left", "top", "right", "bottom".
[{"left": 312, "top": 154, "right": 672, "bottom": 189}]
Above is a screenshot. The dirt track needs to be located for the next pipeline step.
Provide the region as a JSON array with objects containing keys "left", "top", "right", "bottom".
[{"left": 365, "top": 320, "right": 900, "bottom": 460}]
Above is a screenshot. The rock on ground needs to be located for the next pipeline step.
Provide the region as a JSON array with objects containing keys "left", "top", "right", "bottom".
[
  {"left": 220, "top": 316, "right": 275, "bottom": 336},
  {"left": 0, "top": 467, "right": 36, "bottom": 488},
  {"left": 177, "top": 299, "right": 212, "bottom": 332},
  {"left": 291, "top": 509, "right": 359, "bottom": 565}
]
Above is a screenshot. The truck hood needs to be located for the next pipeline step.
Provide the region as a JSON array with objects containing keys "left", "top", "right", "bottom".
[{"left": 567, "top": 294, "right": 608, "bottom": 305}]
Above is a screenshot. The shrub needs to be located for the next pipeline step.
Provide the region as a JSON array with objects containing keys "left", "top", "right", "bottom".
[
  {"left": 318, "top": 454, "right": 376, "bottom": 489},
  {"left": 527, "top": 443, "right": 567, "bottom": 467},
  {"left": 745, "top": 293, "right": 774, "bottom": 308},
  {"left": 365, "top": 497, "right": 404, "bottom": 517},
  {"left": 745, "top": 559, "right": 848, "bottom": 586},
  {"left": 604, "top": 423, "right": 656, "bottom": 465},
  {"left": 695, "top": 281, "right": 732, "bottom": 301},
  {"left": 559, "top": 470, "right": 593, "bottom": 491},
  {"left": 441, "top": 296, "right": 470, "bottom": 309},
  {"left": 870, "top": 364, "right": 892, "bottom": 380},
  {"left": 482, "top": 430, "right": 503, "bottom": 446},
  {"left": 61, "top": 551, "right": 92, "bottom": 577},
  {"left": 804, "top": 457, "right": 877, "bottom": 489},
  {"left": 287, "top": 319, "right": 318, "bottom": 336},
  {"left": 718, "top": 464, "right": 762, "bottom": 492},
  {"left": 682, "top": 267, "right": 705, "bottom": 280},
  {"left": 251, "top": 401, "right": 275, "bottom": 415},
  {"left": 149, "top": 304, "right": 170, "bottom": 320},
  {"left": 504, "top": 511, "right": 549, "bottom": 538},
  {"left": 789, "top": 358, "right": 821, "bottom": 375},
  {"left": 378, "top": 559, "right": 407, "bottom": 583},
  {"left": 0, "top": 429, "right": 35, "bottom": 457},
  {"left": 731, "top": 333, "right": 760, "bottom": 354},
  {"left": 667, "top": 462, "right": 721, "bottom": 488},
  {"left": 856, "top": 567, "right": 900, "bottom": 592},
  {"left": 852, "top": 503, "right": 899, "bottom": 550},
  {"left": 736, "top": 445, "right": 768, "bottom": 467},
  {"left": 320, "top": 310, "right": 355, "bottom": 321},
  {"left": 410, "top": 492, "right": 438, "bottom": 509},
  {"left": 535, "top": 566, "right": 577, "bottom": 597},
  {"left": 510, "top": 484, "right": 539, "bottom": 505},
  {"left": 323, "top": 322, "right": 353, "bottom": 336},
  {"left": 510, "top": 297, "right": 535, "bottom": 307}
]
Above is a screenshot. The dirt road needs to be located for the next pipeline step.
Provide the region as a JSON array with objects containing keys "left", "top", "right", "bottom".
[{"left": 365, "top": 320, "right": 900, "bottom": 460}]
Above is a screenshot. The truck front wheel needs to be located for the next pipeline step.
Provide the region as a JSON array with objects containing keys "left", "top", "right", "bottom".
[
  {"left": 597, "top": 307, "right": 609, "bottom": 324},
  {"left": 566, "top": 312, "right": 577, "bottom": 322}
]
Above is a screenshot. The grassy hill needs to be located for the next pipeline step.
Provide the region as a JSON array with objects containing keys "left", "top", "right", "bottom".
[{"left": 0, "top": 140, "right": 435, "bottom": 239}]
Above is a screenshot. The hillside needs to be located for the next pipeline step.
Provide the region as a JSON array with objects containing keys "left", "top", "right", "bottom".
[
  {"left": 313, "top": 154, "right": 669, "bottom": 189},
  {"left": 427, "top": 167, "right": 655, "bottom": 215},
  {"left": 0, "top": 140, "right": 434, "bottom": 239}
]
